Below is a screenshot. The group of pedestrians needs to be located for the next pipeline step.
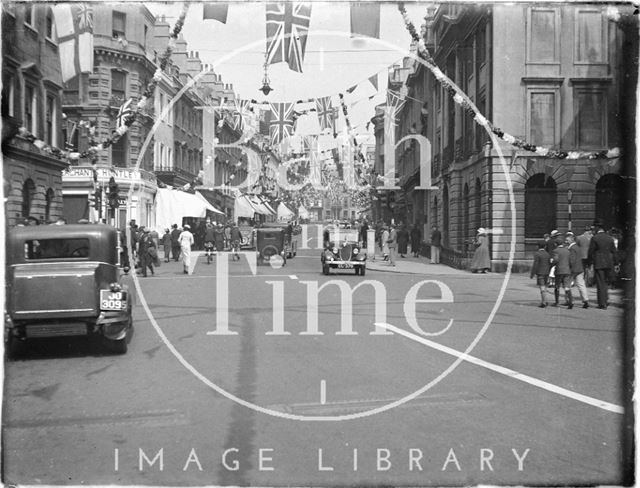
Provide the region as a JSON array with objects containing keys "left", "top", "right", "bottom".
[
  {"left": 203, "top": 221, "right": 243, "bottom": 263},
  {"left": 530, "top": 220, "right": 618, "bottom": 309},
  {"left": 130, "top": 221, "right": 194, "bottom": 276}
]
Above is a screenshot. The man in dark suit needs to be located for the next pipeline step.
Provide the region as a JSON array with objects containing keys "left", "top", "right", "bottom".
[{"left": 588, "top": 220, "right": 617, "bottom": 309}]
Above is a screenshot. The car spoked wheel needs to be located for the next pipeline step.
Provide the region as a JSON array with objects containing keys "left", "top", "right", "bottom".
[{"left": 261, "top": 245, "right": 279, "bottom": 261}]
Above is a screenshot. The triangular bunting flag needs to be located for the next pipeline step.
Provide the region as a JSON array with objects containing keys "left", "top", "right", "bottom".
[{"left": 368, "top": 74, "right": 378, "bottom": 91}]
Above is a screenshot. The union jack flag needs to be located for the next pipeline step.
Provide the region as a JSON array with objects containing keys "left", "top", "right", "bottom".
[
  {"left": 265, "top": 2, "right": 312, "bottom": 73},
  {"left": 233, "top": 99, "right": 252, "bottom": 130},
  {"left": 315, "top": 96, "right": 337, "bottom": 132},
  {"left": 116, "top": 98, "right": 134, "bottom": 129},
  {"left": 268, "top": 102, "right": 295, "bottom": 145}
]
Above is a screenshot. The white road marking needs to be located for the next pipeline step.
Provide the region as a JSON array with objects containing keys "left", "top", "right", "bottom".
[
  {"left": 320, "top": 380, "right": 326, "bottom": 405},
  {"left": 289, "top": 275, "right": 298, "bottom": 280},
  {"left": 376, "top": 322, "right": 624, "bottom": 415}
]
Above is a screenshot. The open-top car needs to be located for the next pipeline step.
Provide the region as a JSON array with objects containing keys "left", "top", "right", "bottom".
[
  {"left": 4, "top": 224, "right": 133, "bottom": 357},
  {"left": 321, "top": 228, "right": 367, "bottom": 275}
]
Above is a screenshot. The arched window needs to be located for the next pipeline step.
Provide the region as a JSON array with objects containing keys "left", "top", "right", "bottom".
[
  {"left": 525, "top": 173, "right": 557, "bottom": 238},
  {"left": 22, "top": 179, "right": 36, "bottom": 218},
  {"left": 442, "top": 184, "right": 449, "bottom": 246},
  {"left": 474, "top": 178, "right": 481, "bottom": 231},
  {"left": 596, "top": 174, "right": 624, "bottom": 230},
  {"left": 45, "top": 187, "right": 54, "bottom": 222}
]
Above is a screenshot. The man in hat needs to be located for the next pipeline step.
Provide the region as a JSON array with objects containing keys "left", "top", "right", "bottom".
[
  {"left": 551, "top": 235, "right": 572, "bottom": 308},
  {"left": 577, "top": 224, "right": 594, "bottom": 284},
  {"left": 170, "top": 224, "right": 182, "bottom": 262},
  {"left": 387, "top": 223, "right": 398, "bottom": 266},
  {"left": 588, "top": 220, "right": 617, "bottom": 309},
  {"left": 137, "top": 227, "right": 155, "bottom": 277},
  {"left": 567, "top": 232, "right": 589, "bottom": 308}
]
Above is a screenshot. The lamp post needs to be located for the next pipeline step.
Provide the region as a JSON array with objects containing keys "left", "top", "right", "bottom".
[{"left": 567, "top": 189, "right": 573, "bottom": 232}]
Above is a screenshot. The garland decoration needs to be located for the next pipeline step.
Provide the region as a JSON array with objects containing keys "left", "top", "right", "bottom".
[{"left": 397, "top": 3, "right": 621, "bottom": 161}]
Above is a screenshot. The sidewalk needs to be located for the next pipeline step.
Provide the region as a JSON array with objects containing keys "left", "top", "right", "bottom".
[{"left": 367, "top": 253, "right": 468, "bottom": 275}]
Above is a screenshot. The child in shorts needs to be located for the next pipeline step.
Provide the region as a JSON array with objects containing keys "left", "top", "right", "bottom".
[{"left": 530, "top": 240, "right": 551, "bottom": 308}]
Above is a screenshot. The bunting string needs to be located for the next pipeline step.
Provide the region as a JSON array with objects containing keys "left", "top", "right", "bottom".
[{"left": 397, "top": 3, "right": 621, "bottom": 161}]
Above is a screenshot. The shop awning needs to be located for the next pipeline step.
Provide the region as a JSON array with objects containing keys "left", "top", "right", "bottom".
[
  {"left": 155, "top": 188, "right": 223, "bottom": 232},
  {"left": 277, "top": 202, "right": 295, "bottom": 220},
  {"left": 235, "top": 195, "right": 257, "bottom": 218}
]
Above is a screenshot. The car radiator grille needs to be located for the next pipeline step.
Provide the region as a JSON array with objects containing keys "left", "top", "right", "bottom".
[
  {"left": 25, "top": 323, "right": 89, "bottom": 338},
  {"left": 340, "top": 245, "right": 352, "bottom": 261}
]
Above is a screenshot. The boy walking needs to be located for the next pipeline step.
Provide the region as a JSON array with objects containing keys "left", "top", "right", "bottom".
[{"left": 530, "top": 241, "right": 551, "bottom": 307}]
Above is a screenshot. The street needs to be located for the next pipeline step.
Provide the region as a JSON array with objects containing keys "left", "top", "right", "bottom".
[{"left": 2, "top": 248, "right": 631, "bottom": 486}]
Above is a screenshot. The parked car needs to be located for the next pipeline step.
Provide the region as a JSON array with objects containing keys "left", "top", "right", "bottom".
[
  {"left": 256, "top": 227, "right": 287, "bottom": 266},
  {"left": 262, "top": 222, "right": 298, "bottom": 258},
  {"left": 4, "top": 224, "right": 133, "bottom": 357},
  {"left": 321, "top": 229, "right": 367, "bottom": 275}
]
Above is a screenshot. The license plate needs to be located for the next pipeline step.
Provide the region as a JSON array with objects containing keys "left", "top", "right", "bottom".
[
  {"left": 100, "top": 290, "right": 128, "bottom": 311},
  {"left": 338, "top": 263, "right": 353, "bottom": 269}
]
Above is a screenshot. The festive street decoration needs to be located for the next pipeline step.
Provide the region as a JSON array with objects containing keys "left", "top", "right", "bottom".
[
  {"left": 397, "top": 2, "right": 621, "bottom": 161},
  {"left": 269, "top": 102, "right": 295, "bottom": 145}
]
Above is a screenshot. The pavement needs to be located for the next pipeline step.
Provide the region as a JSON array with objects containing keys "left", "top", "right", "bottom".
[{"left": 366, "top": 252, "right": 625, "bottom": 308}]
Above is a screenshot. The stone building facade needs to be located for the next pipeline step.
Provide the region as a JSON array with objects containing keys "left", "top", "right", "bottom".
[
  {"left": 2, "top": 3, "right": 67, "bottom": 226},
  {"left": 387, "top": 4, "right": 636, "bottom": 271}
]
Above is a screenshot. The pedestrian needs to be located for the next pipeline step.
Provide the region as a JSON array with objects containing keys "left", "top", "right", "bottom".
[
  {"left": 397, "top": 224, "right": 409, "bottom": 258},
  {"left": 203, "top": 222, "right": 216, "bottom": 263},
  {"left": 470, "top": 228, "right": 491, "bottom": 273},
  {"left": 119, "top": 227, "right": 130, "bottom": 269},
  {"left": 214, "top": 224, "right": 225, "bottom": 253},
  {"left": 162, "top": 228, "right": 172, "bottom": 263},
  {"left": 230, "top": 222, "right": 243, "bottom": 261},
  {"left": 576, "top": 225, "right": 594, "bottom": 285},
  {"left": 178, "top": 224, "right": 195, "bottom": 274},
  {"left": 387, "top": 224, "right": 398, "bottom": 266},
  {"left": 224, "top": 223, "right": 232, "bottom": 251},
  {"left": 567, "top": 232, "right": 589, "bottom": 308},
  {"left": 530, "top": 240, "right": 551, "bottom": 307},
  {"left": 381, "top": 225, "right": 390, "bottom": 261},
  {"left": 150, "top": 228, "right": 159, "bottom": 249},
  {"left": 410, "top": 224, "right": 422, "bottom": 257},
  {"left": 360, "top": 219, "right": 369, "bottom": 249},
  {"left": 430, "top": 225, "right": 442, "bottom": 264},
  {"left": 551, "top": 236, "right": 572, "bottom": 308},
  {"left": 546, "top": 230, "right": 560, "bottom": 286},
  {"left": 588, "top": 220, "right": 617, "bottom": 309},
  {"left": 129, "top": 221, "right": 140, "bottom": 262},
  {"left": 137, "top": 227, "right": 155, "bottom": 277},
  {"left": 170, "top": 224, "right": 182, "bottom": 262}
]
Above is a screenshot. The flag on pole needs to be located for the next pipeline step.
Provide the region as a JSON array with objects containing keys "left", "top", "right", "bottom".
[
  {"left": 203, "top": 3, "right": 229, "bottom": 23},
  {"left": 350, "top": 2, "right": 380, "bottom": 39},
  {"left": 265, "top": 2, "right": 312, "bottom": 73},
  {"left": 116, "top": 98, "right": 134, "bottom": 129},
  {"left": 268, "top": 102, "right": 295, "bottom": 145},
  {"left": 315, "top": 96, "right": 336, "bottom": 132},
  {"left": 52, "top": 3, "right": 94, "bottom": 82}
]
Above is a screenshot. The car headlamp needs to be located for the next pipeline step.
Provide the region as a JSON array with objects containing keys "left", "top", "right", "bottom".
[{"left": 353, "top": 248, "right": 359, "bottom": 254}]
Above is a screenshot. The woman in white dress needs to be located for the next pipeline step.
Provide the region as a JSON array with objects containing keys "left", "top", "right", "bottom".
[
  {"left": 178, "top": 224, "right": 195, "bottom": 274},
  {"left": 381, "top": 226, "right": 390, "bottom": 261}
]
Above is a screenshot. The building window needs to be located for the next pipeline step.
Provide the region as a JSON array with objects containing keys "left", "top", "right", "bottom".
[
  {"left": 528, "top": 8, "right": 558, "bottom": 63},
  {"left": 575, "top": 88, "right": 605, "bottom": 148},
  {"left": 45, "top": 8, "right": 55, "bottom": 40},
  {"left": 143, "top": 24, "right": 148, "bottom": 51},
  {"left": 24, "top": 84, "right": 37, "bottom": 135},
  {"left": 525, "top": 173, "right": 556, "bottom": 238},
  {"left": 112, "top": 133, "right": 127, "bottom": 167},
  {"left": 576, "top": 9, "right": 606, "bottom": 63},
  {"left": 1, "top": 72, "right": 16, "bottom": 117},
  {"left": 24, "top": 4, "right": 35, "bottom": 29},
  {"left": 22, "top": 179, "right": 36, "bottom": 218},
  {"left": 111, "top": 70, "right": 126, "bottom": 103},
  {"left": 45, "top": 93, "right": 56, "bottom": 146},
  {"left": 112, "top": 11, "right": 126, "bottom": 39},
  {"left": 476, "top": 23, "right": 486, "bottom": 67},
  {"left": 529, "top": 91, "right": 556, "bottom": 146}
]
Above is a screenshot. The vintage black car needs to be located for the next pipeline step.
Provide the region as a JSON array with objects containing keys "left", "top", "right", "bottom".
[
  {"left": 321, "top": 229, "right": 367, "bottom": 275},
  {"left": 4, "top": 224, "right": 133, "bottom": 356},
  {"left": 256, "top": 227, "right": 287, "bottom": 266},
  {"left": 262, "top": 222, "right": 298, "bottom": 258}
]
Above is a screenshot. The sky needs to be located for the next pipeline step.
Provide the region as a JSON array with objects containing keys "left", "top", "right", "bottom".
[{"left": 147, "top": 2, "right": 430, "bottom": 133}]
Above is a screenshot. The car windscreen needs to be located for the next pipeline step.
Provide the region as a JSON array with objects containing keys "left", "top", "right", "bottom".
[{"left": 24, "top": 238, "right": 90, "bottom": 260}]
